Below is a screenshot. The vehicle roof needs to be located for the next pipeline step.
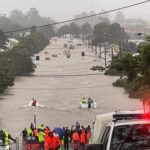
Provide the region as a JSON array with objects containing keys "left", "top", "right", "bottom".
[{"left": 92, "top": 110, "right": 146, "bottom": 143}]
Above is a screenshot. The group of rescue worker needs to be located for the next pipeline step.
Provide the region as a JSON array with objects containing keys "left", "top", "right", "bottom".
[{"left": 20, "top": 122, "right": 91, "bottom": 150}]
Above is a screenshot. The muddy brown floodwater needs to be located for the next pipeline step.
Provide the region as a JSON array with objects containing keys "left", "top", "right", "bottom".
[{"left": 0, "top": 38, "right": 142, "bottom": 141}]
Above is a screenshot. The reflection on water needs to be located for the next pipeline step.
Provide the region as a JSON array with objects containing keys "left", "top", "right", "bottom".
[{"left": 0, "top": 38, "right": 142, "bottom": 139}]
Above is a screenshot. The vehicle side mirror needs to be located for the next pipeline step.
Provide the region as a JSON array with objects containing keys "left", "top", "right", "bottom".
[{"left": 87, "top": 143, "right": 103, "bottom": 150}]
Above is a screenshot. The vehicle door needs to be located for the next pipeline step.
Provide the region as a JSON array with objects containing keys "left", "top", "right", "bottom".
[{"left": 100, "top": 126, "right": 111, "bottom": 150}]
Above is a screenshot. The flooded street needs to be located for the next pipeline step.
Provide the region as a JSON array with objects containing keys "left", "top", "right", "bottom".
[{"left": 0, "top": 37, "right": 142, "bottom": 138}]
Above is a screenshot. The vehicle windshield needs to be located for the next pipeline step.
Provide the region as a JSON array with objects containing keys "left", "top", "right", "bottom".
[{"left": 110, "top": 124, "right": 150, "bottom": 150}]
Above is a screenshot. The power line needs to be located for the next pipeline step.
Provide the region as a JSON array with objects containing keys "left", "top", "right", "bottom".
[{"left": 2, "top": 0, "right": 150, "bottom": 34}]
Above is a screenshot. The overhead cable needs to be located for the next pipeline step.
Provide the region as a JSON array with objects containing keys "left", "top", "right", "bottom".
[{"left": 2, "top": 0, "right": 150, "bottom": 34}]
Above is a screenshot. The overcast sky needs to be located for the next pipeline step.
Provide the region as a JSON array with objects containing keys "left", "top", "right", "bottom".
[{"left": 0, "top": 0, "right": 150, "bottom": 21}]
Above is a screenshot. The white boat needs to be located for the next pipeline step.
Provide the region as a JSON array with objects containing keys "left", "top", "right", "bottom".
[
  {"left": 79, "top": 101, "right": 96, "bottom": 109},
  {"left": 24, "top": 101, "right": 45, "bottom": 108}
]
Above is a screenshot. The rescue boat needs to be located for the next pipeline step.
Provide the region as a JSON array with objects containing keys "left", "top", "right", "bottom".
[
  {"left": 79, "top": 100, "right": 96, "bottom": 109},
  {"left": 24, "top": 101, "right": 45, "bottom": 108}
]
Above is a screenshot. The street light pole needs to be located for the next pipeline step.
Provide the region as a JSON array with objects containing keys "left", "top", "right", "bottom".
[
  {"left": 99, "top": 43, "right": 102, "bottom": 58},
  {"left": 119, "top": 41, "right": 122, "bottom": 58},
  {"left": 111, "top": 47, "right": 114, "bottom": 62},
  {"left": 104, "top": 42, "right": 107, "bottom": 68},
  {"left": 105, "top": 51, "right": 107, "bottom": 68}
]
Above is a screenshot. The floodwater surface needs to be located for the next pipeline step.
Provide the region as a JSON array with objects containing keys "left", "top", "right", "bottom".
[{"left": 0, "top": 38, "right": 142, "bottom": 139}]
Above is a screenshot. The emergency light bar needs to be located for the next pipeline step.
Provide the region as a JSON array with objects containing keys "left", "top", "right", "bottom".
[{"left": 113, "top": 113, "right": 150, "bottom": 121}]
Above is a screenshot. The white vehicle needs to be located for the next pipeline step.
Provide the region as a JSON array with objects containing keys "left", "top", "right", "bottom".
[
  {"left": 0, "top": 140, "right": 9, "bottom": 150},
  {"left": 88, "top": 110, "right": 150, "bottom": 150},
  {"left": 0, "top": 145, "right": 9, "bottom": 150},
  {"left": 79, "top": 100, "right": 96, "bottom": 109}
]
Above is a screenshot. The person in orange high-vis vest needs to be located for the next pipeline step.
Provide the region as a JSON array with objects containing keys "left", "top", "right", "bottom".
[
  {"left": 80, "top": 129, "right": 86, "bottom": 150},
  {"left": 47, "top": 132, "right": 61, "bottom": 150},
  {"left": 72, "top": 130, "right": 80, "bottom": 150},
  {"left": 72, "top": 131, "right": 80, "bottom": 142},
  {"left": 44, "top": 127, "right": 51, "bottom": 150},
  {"left": 86, "top": 130, "right": 91, "bottom": 144}
]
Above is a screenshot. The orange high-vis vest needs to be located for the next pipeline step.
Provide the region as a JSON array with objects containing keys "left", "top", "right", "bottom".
[
  {"left": 72, "top": 132, "right": 80, "bottom": 141},
  {"left": 87, "top": 132, "right": 91, "bottom": 140},
  {"left": 45, "top": 134, "right": 50, "bottom": 150},
  {"left": 34, "top": 129, "right": 38, "bottom": 137},
  {"left": 80, "top": 134, "right": 86, "bottom": 144},
  {"left": 47, "top": 136, "right": 61, "bottom": 149}
]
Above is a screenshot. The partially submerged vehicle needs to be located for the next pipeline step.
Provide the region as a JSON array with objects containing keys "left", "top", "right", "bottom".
[
  {"left": 52, "top": 54, "right": 58, "bottom": 57},
  {"left": 69, "top": 44, "right": 75, "bottom": 49},
  {"left": 77, "top": 43, "right": 82, "bottom": 46},
  {"left": 44, "top": 51, "right": 49, "bottom": 54},
  {"left": 45, "top": 56, "right": 50, "bottom": 60},
  {"left": 90, "top": 65, "right": 105, "bottom": 72},
  {"left": 66, "top": 53, "right": 71, "bottom": 58}
]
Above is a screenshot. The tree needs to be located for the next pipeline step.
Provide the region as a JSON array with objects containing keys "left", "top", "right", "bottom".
[
  {"left": 110, "top": 54, "right": 139, "bottom": 82},
  {"left": 122, "top": 42, "right": 137, "bottom": 53},
  {"left": 69, "top": 22, "right": 80, "bottom": 38},
  {"left": 139, "top": 43, "right": 150, "bottom": 85},
  {"left": 108, "top": 23, "right": 128, "bottom": 44},
  {"left": 106, "top": 37, "right": 150, "bottom": 96},
  {"left": 9, "top": 9, "right": 27, "bottom": 26},
  {"left": 0, "top": 30, "right": 8, "bottom": 50},
  {"left": 57, "top": 25, "right": 69, "bottom": 37},
  {"left": 74, "top": 11, "right": 98, "bottom": 26},
  {"left": 0, "top": 15, "right": 21, "bottom": 34},
  {"left": 81, "top": 23, "right": 92, "bottom": 35},
  {"left": 27, "top": 8, "right": 40, "bottom": 25},
  {"left": 114, "top": 11, "right": 126, "bottom": 25},
  {"left": 39, "top": 26, "right": 55, "bottom": 39},
  {"left": 81, "top": 23, "right": 92, "bottom": 41},
  {"left": 93, "top": 22, "right": 110, "bottom": 44},
  {"left": 99, "top": 9, "right": 111, "bottom": 24}
]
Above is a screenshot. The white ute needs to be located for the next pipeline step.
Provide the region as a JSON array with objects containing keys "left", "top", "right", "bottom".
[
  {"left": 87, "top": 110, "right": 150, "bottom": 150},
  {"left": 0, "top": 140, "right": 9, "bottom": 150}
]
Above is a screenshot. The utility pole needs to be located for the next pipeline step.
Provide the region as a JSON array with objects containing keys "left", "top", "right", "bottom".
[
  {"left": 34, "top": 115, "right": 36, "bottom": 128},
  {"left": 99, "top": 43, "right": 101, "bottom": 58},
  {"left": 104, "top": 43, "right": 107, "bottom": 68},
  {"left": 111, "top": 47, "right": 114, "bottom": 62},
  {"left": 95, "top": 44, "right": 97, "bottom": 55},
  {"left": 119, "top": 41, "right": 122, "bottom": 58}
]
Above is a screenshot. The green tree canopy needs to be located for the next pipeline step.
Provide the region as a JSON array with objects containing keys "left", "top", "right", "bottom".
[
  {"left": 93, "top": 22, "right": 110, "bottom": 44},
  {"left": 108, "top": 23, "right": 128, "bottom": 44},
  {"left": 0, "top": 30, "right": 8, "bottom": 50}
]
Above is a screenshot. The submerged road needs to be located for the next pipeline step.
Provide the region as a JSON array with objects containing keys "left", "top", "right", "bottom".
[{"left": 0, "top": 37, "right": 142, "bottom": 139}]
